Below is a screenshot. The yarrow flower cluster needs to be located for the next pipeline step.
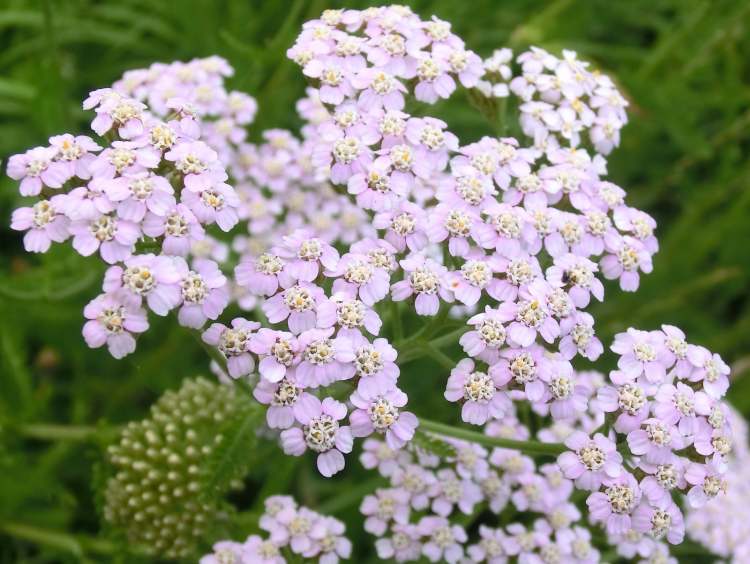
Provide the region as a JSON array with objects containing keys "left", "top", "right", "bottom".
[
  {"left": 200, "top": 495, "right": 351, "bottom": 564},
  {"left": 8, "top": 5, "right": 739, "bottom": 562},
  {"left": 685, "top": 408, "right": 750, "bottom": 562}
]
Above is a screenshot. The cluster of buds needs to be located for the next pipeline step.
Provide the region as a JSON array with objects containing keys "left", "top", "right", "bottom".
[
  {"left": 103, "top": 378, "right": 253, "bottom": 559},
  {"left": 201, "top": 495, "right": 351, "bottom": 564}
]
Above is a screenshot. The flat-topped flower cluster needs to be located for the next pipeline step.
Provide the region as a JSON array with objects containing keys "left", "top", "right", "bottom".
[
  {"left": 200, "top": 496, "right": 351, "bottom": 564},
  {"left": 7, "top": 5, "right": 738, "bottom": 562}
]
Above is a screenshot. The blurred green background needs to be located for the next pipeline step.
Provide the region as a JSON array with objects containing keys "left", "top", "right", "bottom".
[{"left": 0, "top": 0, "right": 749, "bottom": 562}]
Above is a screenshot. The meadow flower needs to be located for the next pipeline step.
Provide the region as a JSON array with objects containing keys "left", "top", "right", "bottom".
[
  {"left": 361, "top": 488, "right": 411, "bottom": 536},
  {"left": 48, "top": 134, "right": 101, "bottom": 180},
  {"left": 460, "top": 306, "right": 508, "bottom": 364},
  {"left": 558, "top": 432, "right": 622, "bottom": 490},
  {"left": 587, "top": 472, "right": 642, "bottom": 535},
  {"left": 329, "top": 252, "right": 391, "bottom": 305},
  {"left": 141, "top": 203, "right": 205, "bottom": 256},
  {"left": 8, "top": 146, "right": 68, "bottom": 195},
  {"left": 234, "top": 252, "right": 290, "bottom": 296},
  {"left": 262, "top": 282, "right": 331, "bottom": 334},
  {"left": 69, "top": 213, "right": 139, "bottom": 264},
  {"left": 281, "top": 396, "right": 353, "bottom": 477},
  {"left": 417, "top": 516, "right": 467, "bottom": 563},
  {"left": 175, "top": 258, "right": 229, "bottom": 328},
  {"left": 10, "top": 196, "right": 70, "bottom": 253},
  {"left": 611, "top": 328, "right": 669, "bottom": 383},
  {"left": 391, "top": 254, "right": 451, "bottom": 315},
  {"left": 102, "top": 254, "right": 183, "bottom": 315},
  {"left": 349, "top": 380, "right": 417, "bottom": 448},
  {"left": 686, "top": 345, "right": 730, "bottom": 399},
  {"left": 275, "top": 229, "right": 340, "bottom": 282},
  {"left": 295, "top": 327, "right": 355, "bottom": 387},
  {"left": 82, "top": 291, "right": 148, "bottom": 358},
  {"left": 304, "top": 515, "right": 352, "bottom": 563},
  {"left": 445, "top": 358, "right": 511, "bottom": 425},
  {"left": 374, "top": 524, "right": 423, "bottom": 562},
  {"left": 202, "top": 317, "right": 261, "bottom": 378},
  {"left": 253, "top": 375, "right": 313, "bottom": 429}
]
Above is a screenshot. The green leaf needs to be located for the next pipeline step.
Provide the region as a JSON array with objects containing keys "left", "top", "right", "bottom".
[{"left": 201, "top": 396, "right": 262, "bottom": 497}]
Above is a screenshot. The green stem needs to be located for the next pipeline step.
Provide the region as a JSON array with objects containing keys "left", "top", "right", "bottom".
[
  {"left": 13, "top": 423, "right": 119, "bottom": 442},
  {"left": 429, "top": 326, "right": 468, "bottom": 349},
  {"left": 389, "top": 300, "right": 403, "bottom": 343},
  {"left": 422, "top": 343, "right": 455, "bottom": 371},
  {"left": 0, "top": 521, "right": 147, "bottom": 557},
  {"left": 419, "top": 418, "right": 566, "bottom": 456}
]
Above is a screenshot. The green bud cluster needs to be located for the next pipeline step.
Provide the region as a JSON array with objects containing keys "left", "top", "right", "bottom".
[{"left": 103, "top": 377, "right": 249, "bottom": 559}]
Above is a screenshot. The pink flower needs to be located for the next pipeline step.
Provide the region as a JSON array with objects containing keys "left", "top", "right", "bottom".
[
  {"left": 375, "top": 523, "right": 422, "bottom": 562},
  {"left": 164, "top": 140, "right": 227, "bottom": 192},
  {"left": 83, "top": 89, "right": 146, "bottom": 138},
  {"left": 373, "top": 201, "right": 428, "bottom": 252},
  {"left": 176, "top": 258, "right": 229, "bottom": 328},
  {"left": 611, "top": 328, "right": 669, "bottom": 383},
  {"left": 181, "top": 182, "right": 240, "bottom": 231},
  {"left": 632, "top": 500, "right": 684, "bottom": 545},
  {"left": 351, "top": 68, "right": 407, "bottom": 110},
  {"left": 304, "top": 515, "right": 352, "bottom": 563},
  {"left": 10, "top": 197, "right": 70, "bottom": 253},
  {"left": 234, "top": 252, "right": 290, "bottom": 297},
  {"left": 467, "top": 525, "right": 507, "bottom": 564},
  {"left": 48, "top": 134, "right": 101, "bottom": 180},
  {"left": 586, "top": 472, "right": 641, "bottom": 535},
  {"left": 262, "top": 282, "right": 332, "bottom": 335},
  {"left": 600, "top": 235, "right": 653, "bottom": 292},
  {"left": 413, "top": 55, "right": 456, "bottom": 103},
  {"left": 253, "top": 374, "right": 313, "bottom": 429},
  {"left": 459, "top": 307, "right": 507, "bottom": 364},
  {"left": 350, "top": 380, "right": 417, "bottom": 449},
  {"left": 425, "top": 204, "right": 479, "bottom": 258},
  {"left": 199, "top": 541, "right": 245, "bottom": 564},
  {"left": 445, "top": 358, "right": 511, "bottom": 425},
  {"left": 429, "top": 468, "right": 482, "bottom": 516},
  {"left": 202, "top": 317, "right": 261, "bottom": 378},
  {"left": 69, "top": 213, "right": 140, "bottom": 264},
  {"left": 596, "top": 382, "right": 651, "bottom": 433},
  {"left": 471, "top": 203, "right": 536, "bottom": 258},
  {"left": 328, "top": 252, "right": 390, "bottom": 305},
  {"left": 417, "top": 516, "right": 467, "bottom": 563},
  {"left": 686, "top": 345, "right": 730, "bottom": 399},
  {"left": 239, "top": 536, "right": 284, "bottom": 564},
  {"left": 360, "top": 488, "right": 411, "bottom": 536},
  {"left": 496, "top": 280, "right": 560, "bottom": 347},
  {"left": 102, "top": 254, "right": 183, "bottom": 315},
  {"left": 492, "top": 346, "right": 548, "bottom": 402},
  {"left": 103, "top": 172, "right": 175, "bottom": 222},
  {"left": 626, "top": 418, "right": 683, "bottom": 465},
  {"left": 280, "top": 396, "right": 353, "bottom": 477},
  {"left": 684, "top": 459, "right": 727, "bottom": 508},
  {"left": 7, "top": 146, "right": 67, "bottom": 196},
  {"left": 444, "top": 254, "right": 505, "bottom": 307},
  {"left": 557, "top": 431, "right": 623, "bottom": 490},
  {"left": 275, "top": 229, "right": 340, "bottom": 282},
  {"left": 89, "top": 141, "right": 160, "bottom": 179},
  {"left": 546, "top": 253, "right": 604, "bottom": 308},
  {"left": 82, "top": 291, "right": 148, "bottom": 359},
  {"left": 559, "top": 312, "right": 603, "bottom": 361},
  {"left": 141, "top": 203, "right": 205, "bottom": 256},
  {"left": 360, "top": 438, "right": 408, "bottom": 478},
  {"left": 391, "top": 254, "right": 452, "bottom": 316},
  {"left": 250, "top": 328, "right": 300, "bottom": 383},
  {"left": 295, "top": 327, "right": 355, "bottom": 387},
  {"left": 538, "top": 357, "right": 591, "bottom": 419}
]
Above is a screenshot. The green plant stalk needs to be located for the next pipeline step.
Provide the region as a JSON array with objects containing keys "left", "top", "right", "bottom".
[{"left": 418, "top": 418, "right": 566, "bottom": 456}]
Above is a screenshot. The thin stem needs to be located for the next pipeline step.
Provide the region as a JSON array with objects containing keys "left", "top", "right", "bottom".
[
  {"left": 389, "top": 299, "right": 403, "bottom": 343},
  {"left": 0, "top": 521, "right": 147, "bottom": 557},
  {"left": 419, "top": 418, "right": 566, "bottom": 457},
  {"left": 13, "top": 423, "right": 119, "bottom": 442},
  {"left": 422, "top": 343, "right": 455, "bottom": 371},
  {"left": 429, "top": 326, "right": 468, "bottom": 349}
]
